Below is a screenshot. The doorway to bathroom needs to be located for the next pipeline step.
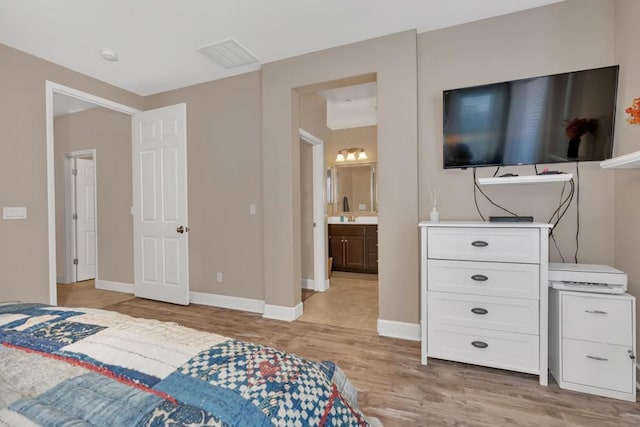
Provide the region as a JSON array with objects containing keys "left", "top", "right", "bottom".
[{"left": 297, "top": 77, "right": 379, "bottom": 332}]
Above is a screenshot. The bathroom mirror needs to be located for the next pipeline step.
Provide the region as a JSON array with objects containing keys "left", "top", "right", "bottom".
[{"left": 328, "top": 163, "right": 377, "bottom": 214}]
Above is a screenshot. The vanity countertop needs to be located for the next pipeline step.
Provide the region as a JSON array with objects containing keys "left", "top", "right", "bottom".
[{"left": 328, "top": 216, "right": 378, "bottom": 225}]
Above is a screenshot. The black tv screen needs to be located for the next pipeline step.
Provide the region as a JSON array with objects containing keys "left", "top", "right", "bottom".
[{"left": 443, "top": 65, "right": 619, "bottom": 169}]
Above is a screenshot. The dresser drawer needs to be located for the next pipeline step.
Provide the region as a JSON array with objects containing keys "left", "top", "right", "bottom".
[
  {"left": 427, "top": 260, "right": 539, "bottom": 299},
  {"left": 428, "top": 324, "right": 539, "bottom": 373},
  {"left": 427, "top": 227, "right": 539, "bottom": 263},
  {"left": 562, "top": 294, "right": 633, "bottom": 346},
  {"left": 562, "top": 339, "right": 635, "bottom": 393},
  {"left": 428, "top": 292, "right": 539, "bottom": 334}
]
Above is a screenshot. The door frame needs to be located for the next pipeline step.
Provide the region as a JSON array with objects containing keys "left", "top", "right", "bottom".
[
  {"left": 299, "top": 129, "right": 329, "bottom": 292},
  {"left": 46, "top": 81, "right": 140, "bottom": 304},
  {"left": 62, "top": 150, "right": 97, "bottom": 284}
]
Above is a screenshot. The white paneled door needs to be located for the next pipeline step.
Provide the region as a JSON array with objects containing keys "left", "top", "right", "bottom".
[
  {"left": 75, "top": 158, "right": 96, "bottom": 281},
  {"left": 132, "top": 104, "right": 189, "bottom": 305}
]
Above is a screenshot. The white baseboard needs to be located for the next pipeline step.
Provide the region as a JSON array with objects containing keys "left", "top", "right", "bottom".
[
  {"left": 301, "top": 279, "right": 315, "bottom": 290},
  {"left": 95, "top": 280, "right": 134, "bottom": 294},
  {"left": 263, "top": 303, "right": 304, "bottom": 322},
  {"left": 301, "top": 278, "right": 330, "bottom": 292},
  {"left": 189, "top": 291, "right": 264, "bottom": 314},
  {"left": 56, "top": 275, "right": 66, "bottom": 284},
  {"left": 317, "top": 279, "right": 330, "bottom": 292},
  {"left": 377, "top": 319, "right": 421, "bottom": 341}
]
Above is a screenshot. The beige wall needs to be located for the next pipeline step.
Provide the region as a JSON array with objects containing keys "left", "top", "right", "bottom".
[
  {"left": 0, "top": 43, "right": 143, "bottom": 304},
  {"left": 418, "top": 0, "right": 617, "bottom": 265},
  {"left": 299, "top": 142, "right": 314, "bottom": 280},
  {"left": 144, "top": 72, "right": 264, "bottom": 299},
  {"left": 612, "top": 0, "right": 640, "bottom": 358},
  {"left": 262, "top": 31, "right": 419, "bottom": 323},
  {"left": 54, "top": 108, "right": 133, "bottom": 284},
  {"left": 298, "top": 93, "right": 331, "bottom": 282}
]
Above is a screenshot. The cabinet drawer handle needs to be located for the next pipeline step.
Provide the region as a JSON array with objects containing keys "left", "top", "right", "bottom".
[
  {"left": 586, "top": 355, "right": 608, "bottom": 362},
  {"left": 471, "top": 240, "right": 489, "bottom": 247},
  {"left": 471, "top": 341, "right": 488, "bottom": 349},
  {"left": 471, "top": 274, "right": 488, "bottom": 282},
  {"left": 471, "top": 308, "right": 488, "bottom": 315},
  {"left": 585, "top": 310, "right": 607, "bottom": 315}
]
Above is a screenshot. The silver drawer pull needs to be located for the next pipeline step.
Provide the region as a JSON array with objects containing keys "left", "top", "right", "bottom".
[
  {"left": 471, "top": 307, "right": 488, "bottom": 315},
  {"left": 471, "top": 274, "right": 488, "bottom": 282},
  {"left": 471, "top": 341, "right": 488, "bottom": 349},
  {"left": 471, "top": 240, "right": 489, "bottom": 247},
  {"left": 586, "top": 355, "right": 608, "bottom": 362},
  {"left": 585, "top": 310, "right": 607, "bottom": 315}
]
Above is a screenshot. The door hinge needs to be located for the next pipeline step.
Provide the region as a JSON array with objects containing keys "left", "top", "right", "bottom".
[
  {"left": 72, "top": 168, "right": 78, "bottom": 176},
  {"left": 72, "top": 213, "right": 78, "bottom": 220},
  {"left": 73, "top": 258, "right": 78, "bottom": 265},
  {"left": 313, "top": 222, "right": 316, "bottom": 228}
]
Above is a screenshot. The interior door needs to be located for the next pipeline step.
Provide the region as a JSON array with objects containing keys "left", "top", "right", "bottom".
[
  {"left": 132, "top": 103, "right": 189, "bottom": 305},
  {"left": 75, "top": 158, "right": 96, "bottom": 281}
]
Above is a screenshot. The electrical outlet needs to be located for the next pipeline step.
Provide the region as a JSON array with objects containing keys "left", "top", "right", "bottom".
[
  {"left": 249, "top": 204, "right": 256, "bottom": 215},
  {"left": 216, "top": 272, "right": 223, "bottom": 283}
]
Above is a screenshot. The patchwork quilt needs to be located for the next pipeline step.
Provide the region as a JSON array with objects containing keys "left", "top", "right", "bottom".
[{"left": 0, "top": 303, "right": 380, "bottom": 426}]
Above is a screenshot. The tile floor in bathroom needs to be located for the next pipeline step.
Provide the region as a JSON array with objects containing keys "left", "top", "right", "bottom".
[{"left": 298, "top": 271, "right": 378, "bottom": 331}]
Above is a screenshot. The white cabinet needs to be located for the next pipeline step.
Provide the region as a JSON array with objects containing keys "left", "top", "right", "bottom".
[
  {"left": 549, "top": 289, "right": 636, "bottom": 401},
  {"left": 419, "top": 221, "right": 552, "bottom": 385}
]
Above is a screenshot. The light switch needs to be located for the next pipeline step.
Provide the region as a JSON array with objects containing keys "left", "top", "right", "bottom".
[
  {"left": 3, "top": 207, "right": 27, "bottom": 220},
  {"left": 249, "top": 204, "right": 256, "bottom": 215}
]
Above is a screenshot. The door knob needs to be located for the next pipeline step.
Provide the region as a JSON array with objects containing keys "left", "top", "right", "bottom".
[{"left": 177, "top": 225, "right": 190, "bottom": 234}]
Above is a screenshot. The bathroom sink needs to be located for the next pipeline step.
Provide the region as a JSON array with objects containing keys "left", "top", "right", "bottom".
[{"left": 327, "top": 216, "right": 378, "bottom": 225}]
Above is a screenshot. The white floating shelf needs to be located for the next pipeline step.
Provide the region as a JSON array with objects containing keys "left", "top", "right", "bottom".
[
  {"left": 477, "top": 174, "right": 573, "bottom": 186},
  {"left": 600, "top": 151, "right": 640, "bottom": 169}
]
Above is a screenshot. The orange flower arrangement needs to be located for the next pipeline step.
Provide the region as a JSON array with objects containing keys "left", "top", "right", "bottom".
[
  {"left": 626, "top": 97, "right": 640, "bottom": 125},
  {"left": 564, "top": 118, "right": 597, "bottom": 139}
]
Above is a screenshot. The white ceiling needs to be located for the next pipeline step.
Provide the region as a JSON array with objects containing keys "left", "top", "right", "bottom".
[
  {"left": 53, "top": 93, "right": 98, "bottom": 117},
  {"left": 0, "top": 0, "right": 562, "bottom": 96},
  {"left": 319, "top": 82, "right": 377, "bottom": 130}
]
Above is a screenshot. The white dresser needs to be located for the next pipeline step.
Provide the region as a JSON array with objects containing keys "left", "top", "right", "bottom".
[
  {"left": 549, "top": 289, "right": 636, "bottom": 401},
  {"left": 419, "top": 221, "right": 552, "bottom": 385}
]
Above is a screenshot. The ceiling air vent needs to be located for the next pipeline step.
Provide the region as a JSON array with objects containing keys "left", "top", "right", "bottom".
[{"left": 197, "top": 39, "right": 259, "bottom": 69}]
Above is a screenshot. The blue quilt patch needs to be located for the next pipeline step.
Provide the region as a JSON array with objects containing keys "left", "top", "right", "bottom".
[
  {"left": 154, "top": 372, "right": 271, "bottom": 427},
  {"left": 1, "top": 320, "right": 106, "bottom": 353},
  {"left": 139, "top": 400, "right": 227, "bottom": 427},
  {"left": 175, "top": 340, "right": 340, "bottom": 424},
  {"left": 0, "top": 303, "right": 47, "bottom": 315},
  {"left": 55, "top": 349, "right": 161, "bottom": 387},
  {"left": 9, "top": 372, "right": 163, "bottom": 426}
]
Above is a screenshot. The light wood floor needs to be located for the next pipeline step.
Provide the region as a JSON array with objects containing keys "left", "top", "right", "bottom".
[
  {"left": 58, "top": 284, "right": 640, "bottom": 426},
  {"left": 57, "top": 280, "right": 134, "bottom": 308},
  {"left": 299, "top": 271, "right": 378, "bottom": 331}
]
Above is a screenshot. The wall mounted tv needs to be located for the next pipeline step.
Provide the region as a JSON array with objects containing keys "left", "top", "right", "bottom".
[{"left": 443, "top": 65, "right": 619, "bottom": 169}]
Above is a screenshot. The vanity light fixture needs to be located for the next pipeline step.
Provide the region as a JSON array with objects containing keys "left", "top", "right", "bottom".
[{"left": 336, "top": 147, "right": 368, "bottom": 162}]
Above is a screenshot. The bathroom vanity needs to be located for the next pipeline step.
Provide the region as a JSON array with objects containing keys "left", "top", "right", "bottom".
[{"left": 328, "top": 222, "right": 378, "bottom": 274}]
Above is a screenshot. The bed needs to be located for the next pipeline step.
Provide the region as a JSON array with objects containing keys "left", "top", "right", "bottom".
[{"left": 0, "top": 303, "right": 380, "bottom": 426}]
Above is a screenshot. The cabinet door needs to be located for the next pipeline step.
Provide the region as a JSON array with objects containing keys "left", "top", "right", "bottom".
[
  {"left": 329, "top": 235, "right": 345, "bottom": 268},
  {"left": 344, "top": 236, "right": 366, "bottom": 268},
  {"left": 367, "top": 253, "right": 378, "bottom": 271}
]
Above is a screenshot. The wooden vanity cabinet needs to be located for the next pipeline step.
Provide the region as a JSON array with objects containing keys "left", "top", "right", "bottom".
[{"left": 329, "top": 224, "right": 377, "bottom": 274}]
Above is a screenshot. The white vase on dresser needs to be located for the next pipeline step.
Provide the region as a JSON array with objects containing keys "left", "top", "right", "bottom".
[{"left": 419, "top": 221, "right": 553, "bottom": 386}]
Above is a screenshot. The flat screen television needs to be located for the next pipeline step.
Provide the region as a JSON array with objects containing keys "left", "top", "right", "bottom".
[{"left": 443, "top": 65, "right": 619, "bottom": 169}]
